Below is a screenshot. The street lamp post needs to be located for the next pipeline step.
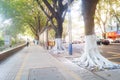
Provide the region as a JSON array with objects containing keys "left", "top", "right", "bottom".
[{"left": 68, "top": 0, "right": 72, "bottom": 55}]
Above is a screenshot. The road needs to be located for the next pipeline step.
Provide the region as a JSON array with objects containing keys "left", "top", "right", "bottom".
[{"left": 100, "top": 43, "right": 120, "bottom": 64}]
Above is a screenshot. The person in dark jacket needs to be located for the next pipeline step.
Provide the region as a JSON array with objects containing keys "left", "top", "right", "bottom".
[{"left": 26, "top": 39, "right": 30, "bottom": 47}]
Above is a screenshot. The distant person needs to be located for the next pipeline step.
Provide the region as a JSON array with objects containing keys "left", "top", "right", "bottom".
[
  {"left": 33, "top": 40, "right": 35, "bottom": 45},
  {"left": 9, "top": 44, "right": 12, "bottom": 47},
  {"left": 33, "top": 39, "right": 39, "bottom": 45},
  {"left": 37, "top": 40, "right": 39, "bottom": 45},
  {"left": 26, "top": 39, "right": 30, "bottom": 47}
]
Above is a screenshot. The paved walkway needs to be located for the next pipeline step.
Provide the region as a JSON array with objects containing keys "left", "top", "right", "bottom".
[
  {"left": 7, "top": 45, "right": 119, "bottom": 80},
  {"left": 14, "top": 45, "right": 81, "bottom": 80},
  {"left": 51, "top": 45, "right": 120, "bottom": 80},
  {"left": 51, "top": 53, "right": 105, "bottom": 80}
]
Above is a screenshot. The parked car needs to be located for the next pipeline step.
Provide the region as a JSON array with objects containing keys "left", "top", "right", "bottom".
[
  {"left": 97, "top": 39, "right": 110, "bottom": 45},
  {"left": 112, "top": 40, "right": 120, "bottom": 43},
  {"left": 97, "top": 39, "right": 102, "bottom": 45},
  {"left": 101, "top": 39, "right": 110, "bottom": 45},
  {"left": 72, "top": 41, "right": 82, "bottom": 44}
]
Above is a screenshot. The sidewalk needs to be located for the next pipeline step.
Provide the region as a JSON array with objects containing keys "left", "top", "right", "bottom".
[
  {"left": 51, "top": 52, "right": 105, "bottom": 80},
  {"left": 14, "top": 45, "right": 120, "bottom": 80},
  {"left": 15, "top": 45, "right": 81, "bottom": 80},
  {"left": 51, "top": 47, "right": 120, "bottom": 80}
]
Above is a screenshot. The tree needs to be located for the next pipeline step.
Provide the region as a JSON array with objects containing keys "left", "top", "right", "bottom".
[
  {"left": 36, "top": 0, "right": 73, "bottom": 53},
  {"left": 95, "top": 0, "right": 120, "bottom": 39},
  {"left": 0, "top": 0, "right": 48, "bottom": 41},
  {"left": 75, "top": 0, "right": 119, "bottom": 70},
  {"left": 13, "top": 0, "right": 48, "bottom": 40},
  {"left": 109, "top": 0, "right": 120, "bottom": 32},
  {"left": 95, "top": 0, "right": 111, "bottom": 39},
  {"left": 24, "top": 3, "right": 47, "bottom": 40},
  {"left": 0, "top": 0, "right": 31, "bottom": 38}
]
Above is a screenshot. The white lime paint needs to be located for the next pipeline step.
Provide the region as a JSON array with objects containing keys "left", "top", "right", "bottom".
[
  {"left": 74, "top": 34, "right": 119, "bottom": 70},
  {"left": 50, "top": 38, "right": 66, "bottom": 54}
]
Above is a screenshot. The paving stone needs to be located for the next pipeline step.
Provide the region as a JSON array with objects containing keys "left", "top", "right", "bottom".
[{"left": 28, "top": 67, "right": 65, "bottom": 80}]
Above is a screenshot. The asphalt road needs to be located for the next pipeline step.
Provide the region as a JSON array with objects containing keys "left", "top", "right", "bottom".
[{"left": 100, "top": 43, "right": 120, "bottom": 64}]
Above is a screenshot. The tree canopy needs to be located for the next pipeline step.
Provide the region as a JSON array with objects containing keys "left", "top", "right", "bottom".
[
  {"left": 0, "top": 0, "right": 47, "bottom": 39},
  {"left": 95, "top": 0, "right": 120, "bottom": 38}
]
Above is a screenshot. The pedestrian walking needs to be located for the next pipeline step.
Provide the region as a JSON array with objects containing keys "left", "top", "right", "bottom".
[{"left": 26, "top": 39, "right": 30, "bottom": 47}]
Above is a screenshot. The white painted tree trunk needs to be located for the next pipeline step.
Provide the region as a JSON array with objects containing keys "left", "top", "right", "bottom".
[
  {"left": 74, "top": 34, "right": 120, "bottom": 70},
  {"left": 50, "top": 38, "right": 66, "bottom": 54}
]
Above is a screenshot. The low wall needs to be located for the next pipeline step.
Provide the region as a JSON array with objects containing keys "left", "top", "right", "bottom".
[{"left": 0, "top": 44, "right": 26, "bottom": 61}]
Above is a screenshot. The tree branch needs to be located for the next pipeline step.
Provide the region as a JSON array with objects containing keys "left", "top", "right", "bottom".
[
  {"left": 42, "top": 0, "right": 58, "bottom": 19},
  {"left": 29, "top": 24, "right": 37, "bottom": 35},
  {"left": 36, "top": 0, "right": 57, "bottom": 31}
]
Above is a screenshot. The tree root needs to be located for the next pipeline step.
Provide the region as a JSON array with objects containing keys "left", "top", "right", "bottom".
[
  {"left": 73, "top": 35, "right": 120, "bottom": 71},
  {"left": 49, "top": 38, "right": 66, "bottom": 54}
]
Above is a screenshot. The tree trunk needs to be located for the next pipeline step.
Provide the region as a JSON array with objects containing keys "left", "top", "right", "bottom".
[
  {"left": 55, "top": 20, "right": 63, "bottom": 38},
  {"left": 74, "top": 0, "right": 119, "bottom": 70},
  {"left": 117, "top": 23, "right": 119, "bottom": 32},
  {"left": 82, "top": 0, "right": 97, "bottom": 35},
  {"left": 102, "top": 32, "right": 106, "bottom": 39},
  {"left": 50, "top": 20, "right": 66, "bottom": 54},
  {"left": 75, "top": 34, "right": 118, "bottom": 70},
  {"left": 34, "top": 33, "right": 39, "bottom": 45},
  {"left": 35, "top": 34, "right": 39, "bottom": 41},
  {"left": 103, "top": 24, "right": 107, "bottom": 39}
]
